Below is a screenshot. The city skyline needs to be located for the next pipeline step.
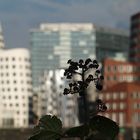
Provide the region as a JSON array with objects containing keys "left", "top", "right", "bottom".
[{"left": 0, "top": 0, "right": 140, "bottom": 48}]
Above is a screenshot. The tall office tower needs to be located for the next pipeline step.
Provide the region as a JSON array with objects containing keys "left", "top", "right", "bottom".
[
  {"left": 0, "top": 24, "right": 5, "bottom": 49},
  {"left": 30, "top": 23, "right": 129, "bottom": 87},
  {"left": 95, "top": 26, "right": 129, "bottom": 62},
  {"left": 130, "top": 12, "right": 140, "bottom": 62},
  {"left": 33, "top": 69, "right": 79, "bottom": 127},
  {"left": 30, "top": 23, "right": 96, "bottom": 87},
  {"left": 0, "top": 48, "right": 32, "bottom": 128}
]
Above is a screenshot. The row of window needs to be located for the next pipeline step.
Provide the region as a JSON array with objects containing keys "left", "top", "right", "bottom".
[
  {"left": 0, "top": 88, "right": 32, "bottom": 92},
  {"left": 131, "top": 92, "right": 140, "bottom": 98},
  {"left": 0, "top": 80, "right": 32, "bottom": 84},
  {"left": 106, "top": 102, "right": 126, "bottom": 110},
  {"left": 106, "top": 75, "right": 134, "bottom": 82},
  {"left": 133, "top": 103, "right": 140, "bottom": 109},
  {"left": 3, "top": 103, "right": 27, "bottom": 107},
  {"left": 0, "top": 65, "right": 31, "bottom": 69},
  {"left": 106, "top": 65, "right": 133, "bottom": 73},
  {"left": 2, "top": 95, "right": 26, "bottom": 99},
  {"left": 100, "top": 92, "right": 126, "bottom": 100},
  {"left": 2, "top": 118, "right": 27, "bottom": 127},
  {"left": 0, "top": 57, "right": 30, "bottom": 62},
  {"left": 0, "top": 72, "right": 31, "bottom": 77}
]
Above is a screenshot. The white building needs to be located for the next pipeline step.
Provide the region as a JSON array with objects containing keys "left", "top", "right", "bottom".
[
  {"left": 0, "top": 24, "right": 5, "bottom": 49},
  {"left": 0, "top": 48, "right": 32, "bottom": 128},
  {"left": 33, "top": 69, "right": 79, "bottom": 127}
]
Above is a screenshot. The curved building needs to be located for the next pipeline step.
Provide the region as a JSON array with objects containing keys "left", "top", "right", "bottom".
[
  {"left": 0, "top": 24, "right": 5, "bottom": 49},
  {"left": 0, "top": 48, "right": 32, "bottom": 128}
]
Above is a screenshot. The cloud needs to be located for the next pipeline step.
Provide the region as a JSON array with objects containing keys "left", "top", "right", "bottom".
[{"left": 0, "top": 0, "right": 140, "bottom": 48}]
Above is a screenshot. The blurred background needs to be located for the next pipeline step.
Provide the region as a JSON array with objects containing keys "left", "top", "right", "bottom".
[{"left": 0, "top": 0, "right": 140, "bottom": 140}]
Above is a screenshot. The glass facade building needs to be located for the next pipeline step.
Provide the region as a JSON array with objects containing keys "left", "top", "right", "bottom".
[
  {"left": 30, "top": 23, "right": 129, "bottom": 87},
  {"left": 95, "top": 26, "right": 129, "bottom": 62},
  {"left": 30, "top": 23, "right": 96, "bottom": 87}
]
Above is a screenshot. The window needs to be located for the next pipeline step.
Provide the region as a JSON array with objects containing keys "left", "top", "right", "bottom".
[
  {"left": 2, "top": 118, "right": 14, "bottom": 127},
  {"left": 107, "top": 66, "right": 110, "bottom": 72},
  {"left": 6, "top": 57, "right": 8, "bottom": 61},
  {"left": 119, "top": 113, "right": 124, "bottom": 126},
  {"left": 120, "top": 92, "right": 125, "bottom": 99},
  {"left": 15, "top": 96, "right": 18, "bottom": 99},
  {"left": 112, "top": 113, "right": 117, "bottom": 122},
  {"left": 7, "top": 88, "right": 10, "bottom": 91},
  {"left": 113, "top": 93, "right": 118, "bottom": 99},
  {"left": 14, "top": 88, "right": 17, "bottom": 91},
  {"left": 12, "top": 65, "right": 16, "bottom": 68},
  {"left": 106, "top": 93, "right": 111, "bottom": 100},
  {"left": 114, "top": 66, "right": 117, "bottom": 71},
  {"left": 3, "top": 96, "right": 6, "bottom": 99},
  {"left": 120, "top": 102, "right": 125, "bottom": 110},
  {"left": 112, "top": 103, "right": 117, "bottom": 110},
  {"left": 23, "top": 119, "right": 26, "bottom": 124},
  {"left": 13, "top": 73, "right": 16, "bottom": 76}
]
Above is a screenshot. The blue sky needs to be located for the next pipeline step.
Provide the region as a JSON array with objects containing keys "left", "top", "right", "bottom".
[{"left": 0, "top": 0, "right": 140, "bottom": 48}]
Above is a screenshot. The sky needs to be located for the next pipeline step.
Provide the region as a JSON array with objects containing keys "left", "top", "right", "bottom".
[{"left": 0, "top": 0, "right": 140, "bottom": 48}]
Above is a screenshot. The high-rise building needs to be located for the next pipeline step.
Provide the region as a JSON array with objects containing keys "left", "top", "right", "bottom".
[
  {"left": 95, "top": 26, "right": 129, "bottom": 62},
  {"left": 30, "top": 23, "right": 96, "bottom": 87},
  {"left": 0, "top": 24, "right": 5, "bottom": 49},
  {"left": 32, "top": 69, "right": 79, "bottom": 127},
  {"left": 30, "top": 23, "right": 129, "bottom": 87},
  {"left": 130, "top": 12, "right": 140, "bottom": 62},
  {"left": 0, "top": 48, "right": 32, "bottom": 128}
]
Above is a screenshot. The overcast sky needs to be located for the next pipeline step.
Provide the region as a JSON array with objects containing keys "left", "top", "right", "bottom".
[{"left": 0, "top": 0, "right": 140, "bottom": 48}]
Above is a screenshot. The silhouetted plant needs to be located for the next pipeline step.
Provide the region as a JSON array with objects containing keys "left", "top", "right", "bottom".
[{"left": 28, "top": 58, "right": 119, "bottom": 140}]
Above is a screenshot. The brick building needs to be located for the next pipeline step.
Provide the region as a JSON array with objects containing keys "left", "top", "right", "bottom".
[
  {"left": 130, "top": 12, "right": 140, "bottom": 62},
  {"left": 103, "top": 58, "right": 140, "bottom": 89},
  {"left": 99, "top": 82, "right": 140, "bottom": 127}
]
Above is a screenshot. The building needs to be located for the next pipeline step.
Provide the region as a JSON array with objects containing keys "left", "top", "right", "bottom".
[
  {"left": 99, "top": 82, "right": 140, "bottom": 127},
  {"left": 30, "top": 23, "right": 129, "bottom": 87},
  {"left": 32, "top": 69, "right": 79, "bottom": 127},
  {"left": 0, "top": 24, "right": 5, "bottom": 49},
  {"left": 130, "top": 12, "right": 140, "bottom": 62},
  {"left": 0, "top": 48, "right": 32, "bottom": 128},
  {"left": 103, "top": 58, "right": 140, "bottom": 89},
  {"left": 95, "top": 26, "right": 129, "bottom": 62}
]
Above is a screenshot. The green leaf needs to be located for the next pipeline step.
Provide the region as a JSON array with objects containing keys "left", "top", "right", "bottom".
[
  {"left": 89, "top": 115, "right": 119, "bottom": 140},
  {"left": 28, "top": 115, "right": 62, "bottom": 140},
  {"left": 64, "top": 124, "right": 89, "bottom": 138}
]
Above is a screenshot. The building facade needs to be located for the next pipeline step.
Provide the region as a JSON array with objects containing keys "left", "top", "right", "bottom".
[
  {"left": 130, "top": 12, "right": 140, "bottom": 62},
  {"left": 30, "top": 23, "right": 96, "bottom": 87},
  {"left": 103, "top": 58, "right": 140, "bottom": 89},
  {"left": 30, "top": 23, "right": 129, "bottom": 87},
  {"left": 0, "top": 48, "right": 32, "bottom": 128},
  {"left": 95, "top": 26, "right": 129, "bottom": 62},
  {"left": 99, "top": 82, "right": 140, "bottom": 127},
  {"left": 0, "top": 24, "right": 5, "bottom": 49},
  {"left": 32, "top": 69, "right": 79, "bottom": 127}
]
